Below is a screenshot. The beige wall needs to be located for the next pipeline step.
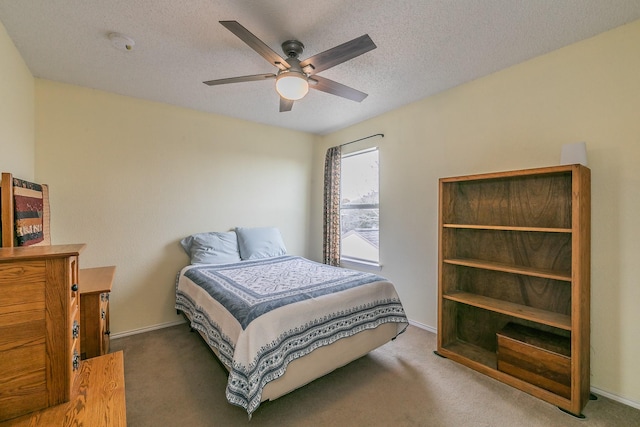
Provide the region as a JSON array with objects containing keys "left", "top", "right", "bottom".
[
  {"left": 0, "top": 22, "right": 34, "bottom": 179},
  {"left": 311, "top": 20, "right": 640, "bottom": 405},
  {"left": 35, "top": 80, "right": 316, "bottom": 334}
]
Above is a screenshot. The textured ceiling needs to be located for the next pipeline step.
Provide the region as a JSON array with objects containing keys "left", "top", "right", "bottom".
[{"left": 1, "top": 1, "right": 640, "bottom": 135}]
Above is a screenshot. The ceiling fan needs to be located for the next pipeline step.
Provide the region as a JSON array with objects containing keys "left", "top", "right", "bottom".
[{"left": 204, "top": 21, "right": 377, "bottom": 112}]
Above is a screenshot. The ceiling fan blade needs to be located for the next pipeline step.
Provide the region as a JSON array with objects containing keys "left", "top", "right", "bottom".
[
  {"left": 280, "top": 97, "right": 294, "bottom": 112},
  {"left": 309, "top": 76, "right": 368, "bottom": 102},
  {"left": 220, "top": 21, "right": 290, "bottom": 71},
  {"left": 203, "top": 73, "right": 276, "bottom": 86},
  {"left": 299, "top": 34, "right": 376, "bottom": 75}
]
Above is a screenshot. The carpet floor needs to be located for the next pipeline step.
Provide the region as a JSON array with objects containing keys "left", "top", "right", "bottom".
[{"left": 110, "top": 324, "right": 640, "bottom": 426}]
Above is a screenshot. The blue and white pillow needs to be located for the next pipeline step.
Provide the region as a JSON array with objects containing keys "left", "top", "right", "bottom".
[
  {"left": 235, "top": 227, "right": 287, "bottom": 260},
  {"left": 180, "top": 231, "right": 242, "bottom": 264}
]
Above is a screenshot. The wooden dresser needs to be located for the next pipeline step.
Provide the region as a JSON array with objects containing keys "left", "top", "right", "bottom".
[
  {"left": 0, "top": 244, "right": 84, "bottom": 421},
  {"left": 80, "top": 266, "right": 116, "bottom": 359},
  {"left": 0, "top": 173, "right": 125, "bottom": 424}
]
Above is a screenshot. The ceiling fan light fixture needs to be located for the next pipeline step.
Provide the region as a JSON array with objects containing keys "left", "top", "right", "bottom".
[{"left": 275, "top": 72, "right": 309, "bottom": 100}]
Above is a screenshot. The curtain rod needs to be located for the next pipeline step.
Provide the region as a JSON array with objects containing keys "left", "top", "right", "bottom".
[{"left": 340, "top": 133, "right": 384, "bottom": 147}]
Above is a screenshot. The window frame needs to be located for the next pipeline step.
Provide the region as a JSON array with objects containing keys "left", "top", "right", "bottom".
[{"left": 339, "top": 147, "right": 380, "bottom": 268}]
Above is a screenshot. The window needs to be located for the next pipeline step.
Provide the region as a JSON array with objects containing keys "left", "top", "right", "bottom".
[{"left": 340, "top": 148, "right": 379, "bottom": 265}]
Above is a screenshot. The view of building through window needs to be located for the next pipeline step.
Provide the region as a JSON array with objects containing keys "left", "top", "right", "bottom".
[{"left": 340, "top": 148, "right": 379, "bottom": 264}]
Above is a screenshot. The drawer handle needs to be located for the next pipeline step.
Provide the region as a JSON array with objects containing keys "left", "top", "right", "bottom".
[
  {"left": 71, "top": 283, "right": 78, "bottom": 292},
  {"left": 72, "top": 350, "right": 80, "bottom": 371},
  {"left": 72, "top": 320, "right": 80, "bottom": 339}
]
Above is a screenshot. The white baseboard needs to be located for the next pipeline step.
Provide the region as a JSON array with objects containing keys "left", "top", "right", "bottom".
[
  {"left": 408, "top": 319, "right": 437, "bottom": 334},
  {"left": 590, "top": 386, "right": 640, "bottom": 411},
  {"left": 110, "top": 318, "right": 186, "bottom": 340}
]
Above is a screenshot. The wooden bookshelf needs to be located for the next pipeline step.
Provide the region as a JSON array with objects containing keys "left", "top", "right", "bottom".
[{"left": 437, "top": 164, "right": 591, "bottom": 417}]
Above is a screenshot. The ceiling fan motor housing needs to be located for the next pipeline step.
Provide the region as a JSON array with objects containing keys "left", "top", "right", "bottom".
[
  {"left": 277, "top": 40, "right": 309, "bottom": 85},
  {"left": 281, "top": 40, "right": 304, "bottom": 58}
]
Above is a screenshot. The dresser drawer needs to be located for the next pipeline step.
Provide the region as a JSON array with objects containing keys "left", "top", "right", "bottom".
[
  {"left": 100, "top": 293, "right": 109, "bottom": 330},
  {"left": 69, "top": 256, "right": 79, "bottom": 309},
  {"left": 70, "top": 306, "right": 81, "bottom": 378},
  {"left": 100, "top": 291, "right": 110, "bottom": 323},
  {"left": 71, "top": 306, "right": 81, "bottom": 343},
  {"left": 101, "top": 294, "right": 110, "bottom": 354},
  {"left": 71, "top": 333, "right": 81, "bottom": 375},
  {"left": 0, "top": 260, "right": 48, "bottom": 420}
]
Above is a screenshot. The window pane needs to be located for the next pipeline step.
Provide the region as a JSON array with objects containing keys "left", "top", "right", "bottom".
[{"left": 340, "top": 149, "right": 379, "bottom": 263}]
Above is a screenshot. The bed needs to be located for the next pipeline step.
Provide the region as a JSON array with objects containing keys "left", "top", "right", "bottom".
[{"left": 175, "top": 227, "right": 408, "bottom": 417}]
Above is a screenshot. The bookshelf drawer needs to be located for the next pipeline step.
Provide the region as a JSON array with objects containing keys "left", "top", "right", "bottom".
[{"left": 497, "top": 323, "right": 571, "bottom": 399}]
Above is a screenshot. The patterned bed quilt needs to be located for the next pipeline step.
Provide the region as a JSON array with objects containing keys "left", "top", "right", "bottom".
[{"left": 175, "top": 255, "right": 408, "bottom": 416}]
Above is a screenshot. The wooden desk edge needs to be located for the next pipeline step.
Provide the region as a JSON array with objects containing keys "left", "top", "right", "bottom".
[{"left": 79, "top": 265, "right": 116, "bottom": 294}]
